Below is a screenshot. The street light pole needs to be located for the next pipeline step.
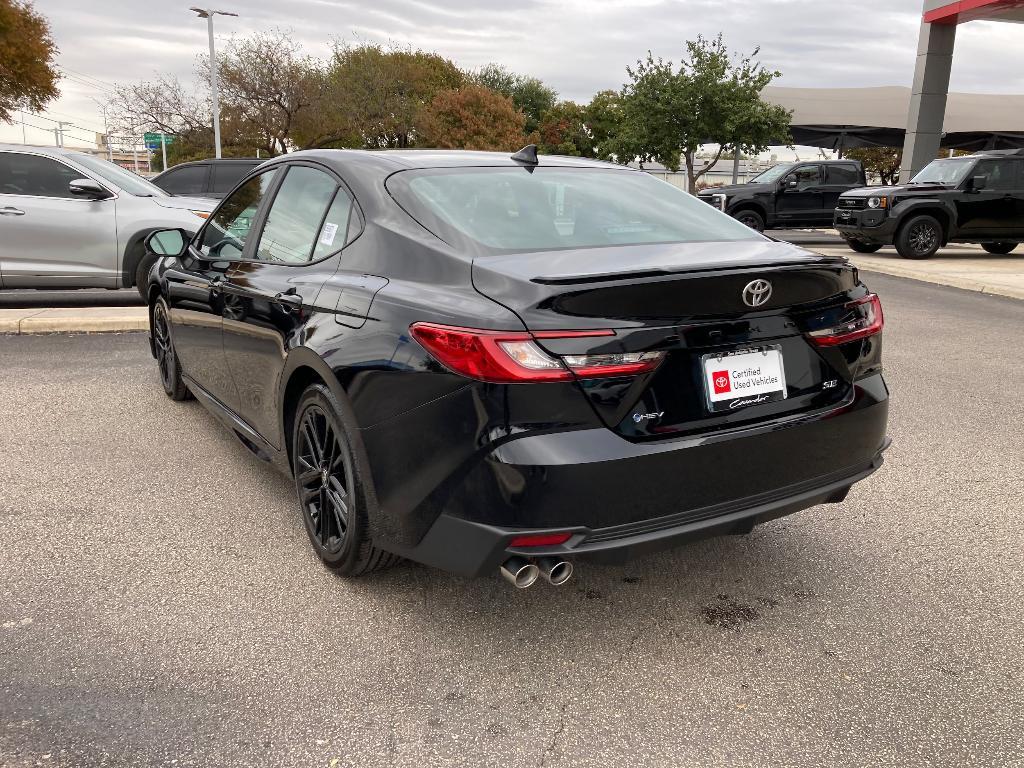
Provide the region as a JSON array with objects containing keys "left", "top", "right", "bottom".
[{"left": 191, "top": 7, "right": 238, "bottom": 160}]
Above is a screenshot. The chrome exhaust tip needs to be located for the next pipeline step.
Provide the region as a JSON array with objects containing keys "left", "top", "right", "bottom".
[
  {"left": 537, "top": 557, "right": 574, "bottom": 586},
  {"left": 500, "top": 556, "right": 540, "bottom": 589}
]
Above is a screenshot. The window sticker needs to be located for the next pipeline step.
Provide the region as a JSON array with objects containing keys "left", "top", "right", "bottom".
[{"left": 320, "top": 221, "right": 339, "bottom": 246}]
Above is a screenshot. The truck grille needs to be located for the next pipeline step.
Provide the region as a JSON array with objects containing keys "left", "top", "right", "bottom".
[{"left": 837, "top": 198, "right": 866, "bottom": 210}]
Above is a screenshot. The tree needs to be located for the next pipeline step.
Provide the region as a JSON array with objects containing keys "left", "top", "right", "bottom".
[
  {"left": 418, "top": 85, "right": 526, "bottom": 151},
  {"left": 618, "top": 35, "right": 792, "bottom": 192},
  {"left": 474, "top": 63, "right": 556, "bottom": 134},
  {"left": 536, "top": 101, "right": 593, "bottom": 157},
  {"left": 317, "top": 43, "right": 464, "bottom": 149},
  {"left": 845, "top": 147, "right": 902, "bottom": 185},
  {"left": 0, "top": 0, "right": 59, "bottom": 122},
  {"left": 583, "top": 90, "right": 632, "bottom": 163},
  {"left": 212, "top": 30, "right": 322, "bottom": 156}
]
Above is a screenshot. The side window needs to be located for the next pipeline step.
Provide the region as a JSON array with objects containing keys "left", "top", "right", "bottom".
[
  {"left": 0, "top": 152, "right": 85, "bottom": 198},
  {"left": 825, "top": 164, "right": 860, "bottom": 185},
  {"left": 158, "top": 165, "right": 208, "bottom": 195},
  {"left": 972, "top": 159, "right": 1017, "bottom": 191},
  {"left": 254, "top": 166, "right": 338, "bottom": 264},
  {"left": 311, "top": 188, "right": 355, "bottom": 261},
  {"left": 197, "top": 169, "right": 278, "bottom": 259},
  {"left": 211, "top": 163, "right": 254, "bottom": 195},
  {"left": 786, "top": 165, "right": 821, "bottom": 190}
]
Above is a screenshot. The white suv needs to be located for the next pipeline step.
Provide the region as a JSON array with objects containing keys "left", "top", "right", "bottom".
[{"left": 0, "top": 145, "right": 216, "bottom": 296}]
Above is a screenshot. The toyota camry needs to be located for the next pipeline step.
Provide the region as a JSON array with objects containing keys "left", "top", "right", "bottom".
[{"left": 144, "top": 146, "right": 890, "bottom": 588}]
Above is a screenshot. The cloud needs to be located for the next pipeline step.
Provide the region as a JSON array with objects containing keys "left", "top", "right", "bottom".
[{"left": 4, "top": 0, "right": 1023, "bottom": 147}]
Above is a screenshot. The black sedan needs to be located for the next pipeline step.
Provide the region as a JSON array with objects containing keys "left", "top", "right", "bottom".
[{"left": 144, "top": 146, "right": 890, "bottom": 588}]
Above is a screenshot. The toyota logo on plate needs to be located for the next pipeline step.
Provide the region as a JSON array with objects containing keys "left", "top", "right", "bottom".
[
  {"left": 742, "top": 279, "right": 772, "bottom": 308},
  {"left": 715, "top": 375, "right": 729, "bottom": 388}
]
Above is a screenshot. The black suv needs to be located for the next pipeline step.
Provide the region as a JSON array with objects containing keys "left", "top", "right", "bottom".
[
  {"left": 152, "top": 158, "right": 263, "bottom": 199},
  {"left": 835, "top": 149, "right": 1024, "bottom": 259},
  {"left": 697, "top": 160, "right": 866, "bottom": 232}
]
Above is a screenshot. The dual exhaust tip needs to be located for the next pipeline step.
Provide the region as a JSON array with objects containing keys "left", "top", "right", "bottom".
[{"left": 500, "top": 556, "right": 573, "bottom": 589}]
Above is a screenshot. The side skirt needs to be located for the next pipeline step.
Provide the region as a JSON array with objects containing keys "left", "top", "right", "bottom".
[{"left": 182, "top": 373, "right": 281, "bottom": 467}]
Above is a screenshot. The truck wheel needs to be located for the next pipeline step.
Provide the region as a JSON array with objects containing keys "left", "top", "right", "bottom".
[
  {"left": 843, "top": 238, "right": 883, "bottom": 254},
  {"left": 895, "top": 215, "right": 942, "bottom": 260},
  {"left": 734, "top": 210, "right": 764, "bottom": 232},
  {"left": 980, "top": 242, "right": 1017, "bottom": 255}
]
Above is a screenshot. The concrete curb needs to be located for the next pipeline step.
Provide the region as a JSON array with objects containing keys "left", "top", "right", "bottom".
[
  {"left": 0, "top": 307, "right": 148, "bottom": 335},
  {"left": 812, "top": 247, "right": 1024, "bottom": 301}
]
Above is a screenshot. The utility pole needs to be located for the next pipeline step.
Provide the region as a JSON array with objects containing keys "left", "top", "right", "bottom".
[
  {"left": 54, "top": 127, "right": 60, "bottom": 147},
  {"left": 160, "top": 132, "right": 168, "bottom": 172},
  {"left": 54, "top": 121, "right": 73, "bottom": 148},
  {"left": 20, "top": 111, "right": 27, "bottom": 144},
  {"left": 191, "top": 7, "right": 238, "bottom": 159}
]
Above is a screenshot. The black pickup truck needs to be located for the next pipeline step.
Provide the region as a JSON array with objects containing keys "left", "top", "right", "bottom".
[
  {"left": 834, "top": 149, "right": 1024, "bottom": 259},
  {"left": 697, "top": 159, "right": 866, "bottom": 232}
]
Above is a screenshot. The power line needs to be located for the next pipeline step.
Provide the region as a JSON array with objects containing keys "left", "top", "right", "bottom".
[
  {"left": 26, "top": 111, "right": 105, "bottom": 134},
  {"left": 57, "top": 69, "right": 117, "bottom": 96},
  {"left": 57, "top": 66, "right": 118, "bottom": 92},
  {"left": 58, "top": 65, "right": 117, "bottom": 88}
]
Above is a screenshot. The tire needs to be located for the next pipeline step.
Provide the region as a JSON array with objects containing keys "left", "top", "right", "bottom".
[
  {"left": 291, "top": 383, "right": 398, "bottom": 576},
  {"left": 895, "top": 215, "right": 942, "bottom": 260},
  {"left": 844, "top": 238, "right": 883, "bottom": 254},
  {"left": 151, "top": 298, "right": 190, "bottom": 401},
  {"left": 981, "top": 242, "right": 1018, "bottom": 255},
  {"left": 135, "top": 253, "right": 157, "bottom": 301},
  {"left": 734, "top": 209, "right": 765, "bottom": 232}
]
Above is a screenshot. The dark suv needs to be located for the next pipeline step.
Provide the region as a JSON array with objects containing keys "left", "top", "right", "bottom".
[
  {"left": 152, "top": 158, "right": 263, "bottom": 199},
  {"left": 697, "top": 160, "right": 866, "bottom": 232},
  {"left": 835, "top": 149, "right": 1024, "bottom": 259}
]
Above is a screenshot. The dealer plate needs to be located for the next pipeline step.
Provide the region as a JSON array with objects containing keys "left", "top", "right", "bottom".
[{"left": 701, "top": 346, "right": 787, "bottom": 413}]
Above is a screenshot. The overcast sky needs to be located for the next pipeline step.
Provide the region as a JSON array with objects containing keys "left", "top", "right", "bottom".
[{"left": 4, "top": 0, "right": 1023, "bottom": 151}]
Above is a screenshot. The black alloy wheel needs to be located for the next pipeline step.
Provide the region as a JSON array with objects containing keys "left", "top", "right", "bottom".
[
  {"left": 981, "top": 242, "right": 1018, "bottom": 255},
  {"left": 735, "top": 210, "right": 765, "bottom": 232},
  {"left": 152, "top": 299, "right": 189, "bottom": 400},
  {"left": 295, "top": 403, "right": 351, "bottom": 556},
  {"left": 291, "top": 384, "right": 398, "bottom": 575},
  {"left": 895, "top": 215, "right": 942, "bottom": 260},
  {"left": 844, "top": 238, "right": 883, "bottom": 254}
]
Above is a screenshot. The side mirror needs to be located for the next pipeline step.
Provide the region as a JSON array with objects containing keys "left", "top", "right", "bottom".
[
  {"left": 69, "top": 178, "right": 111, "bottom": 199},
  {"left": 968, "top": 175, "right": 987, "bottom": 192},
  {"left": 785, "top": 179, "right": 799, "bottom": 190},
  {"left": 145, "top": 228, "right": 189, "bottom": 258}
]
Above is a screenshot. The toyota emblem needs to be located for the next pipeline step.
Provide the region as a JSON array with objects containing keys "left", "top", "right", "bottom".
[{"left": 742, "top": 279, "right": 772, "bottom": 308}]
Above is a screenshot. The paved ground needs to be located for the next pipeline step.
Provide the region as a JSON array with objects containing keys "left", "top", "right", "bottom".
[{"left": 1, "top": 274, "right": 1022, "bottom": 767}]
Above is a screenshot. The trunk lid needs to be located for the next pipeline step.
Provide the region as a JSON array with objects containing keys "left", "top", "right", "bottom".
[{"left": 472, "top": 239, "right": 867, "bottom": 439}]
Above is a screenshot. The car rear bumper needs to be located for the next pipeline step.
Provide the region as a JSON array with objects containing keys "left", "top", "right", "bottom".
[
  {"left": 377, "top": 374, "right": 890, "bottom": 577},
  {"left": 834, "top": 209, "right": 898, "bottom": 243},
  {"left": 393, "top": 449, "right": 886, "bottom": 577}
]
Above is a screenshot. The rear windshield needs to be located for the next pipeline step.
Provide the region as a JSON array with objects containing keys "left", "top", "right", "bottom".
[{"left": 387, "top": 166, "right": 760, "bottom": 255}]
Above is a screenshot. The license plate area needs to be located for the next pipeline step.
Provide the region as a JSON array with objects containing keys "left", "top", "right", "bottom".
[{"left": 701, "top": 346, "right": 787, "bottom": 413}]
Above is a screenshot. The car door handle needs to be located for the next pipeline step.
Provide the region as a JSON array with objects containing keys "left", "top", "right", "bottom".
[{"left": 0, "top": 206, "right": 25, "bottom": 216}]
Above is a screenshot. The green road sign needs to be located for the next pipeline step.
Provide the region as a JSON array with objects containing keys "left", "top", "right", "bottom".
[{"left": 143, "top": 132, "right": 175, "bottom": 149}]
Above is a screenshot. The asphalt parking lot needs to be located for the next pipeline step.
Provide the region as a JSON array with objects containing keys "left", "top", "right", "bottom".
[{"left": 1, "top": 273, "right": 1022, "bottom": 767}]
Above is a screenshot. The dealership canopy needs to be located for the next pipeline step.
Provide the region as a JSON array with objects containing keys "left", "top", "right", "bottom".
[{"left": 761, "top": 86, "right": 1024, "bottom": 151}]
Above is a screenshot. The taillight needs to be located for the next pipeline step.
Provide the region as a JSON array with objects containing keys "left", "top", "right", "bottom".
[
  {"left": 409, "top": 323, "right": 665, "bottom": 383},
  {"left": 807, "top": 294, "right": 884, "bottom": 346}
]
